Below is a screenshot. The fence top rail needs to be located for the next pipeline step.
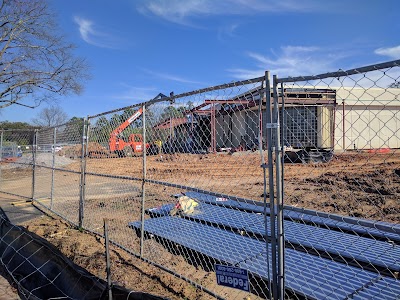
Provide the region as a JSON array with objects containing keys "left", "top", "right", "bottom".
[
  {"left": 87, "top": 92, "right": 169, "bottom": 119},
  {"left": 87, "top": 76, "right": 265, "bottom": 119},
  {"left": 172, "top": 76, "right": 264, "bottom": 99},
  {"left": 37, "top": 118, "right": 85, "bottom": 132},
  {"left": 276, "top": 59, "right": 400, "bottom": 83},
  {"left": 0, "top": 128, "right": 37, "bottom": 132}
]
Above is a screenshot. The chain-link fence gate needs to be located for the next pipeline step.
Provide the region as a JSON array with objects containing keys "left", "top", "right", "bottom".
[
  {"left": 1, "top": 59, "right": 399, "bottom": 300},
  {"left": 273, "top": 60, "right": 400, "bottom": 299}
]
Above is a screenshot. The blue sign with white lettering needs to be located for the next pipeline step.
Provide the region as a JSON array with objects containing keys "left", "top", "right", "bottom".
[{"left": 215, "top": 264, "right": 249, "bottom": 292}]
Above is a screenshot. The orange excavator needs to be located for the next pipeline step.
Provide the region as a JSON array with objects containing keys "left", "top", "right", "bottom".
[{"left": 109, "top": 107, "right": 159, "bottom": 157}]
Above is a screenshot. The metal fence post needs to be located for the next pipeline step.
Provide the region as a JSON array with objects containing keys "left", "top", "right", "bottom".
[
  {"left": 104, "top": 219, "right": 113, "bottom": 300},
  {"left": 265, "top": 71, "right": 279, "bottom": 299},
  {"left": 84, "top": 117, "right": 90, "bottom": 203},
  {"left": 140, "top": 104, "right": 147, "bottom": 257},
  {"left": 273, "top": 75, "right": 285, "bottom": 299},
  {"left": 280, "top": 82, "right": 286, "bottom": 292},
  {"left": 0, "top": 130, "right": 3, "bottom": 184},
  {"left": 79, "top": 117, "right": 88, "bottom": 228},
  {"left": 32, "top": 130, "right": 38, "bottom": 201},
  {"left": 259, "top": 79, "right": 273, "bottom": 300},
  {"left": 50, "top": 127, "right": 57, "bottom": 210}
]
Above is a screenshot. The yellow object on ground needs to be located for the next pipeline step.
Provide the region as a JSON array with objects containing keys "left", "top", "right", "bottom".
[{"left": 178, "top": 196, "right": 198, "bottom": 214}]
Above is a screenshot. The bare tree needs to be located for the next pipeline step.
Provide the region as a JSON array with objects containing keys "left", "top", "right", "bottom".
[
  {"left": 0, "top": 0, "right": 90, "bottom": 109},
  {"left": 32, "top": 105, "right": 68, "bottom": 127}
]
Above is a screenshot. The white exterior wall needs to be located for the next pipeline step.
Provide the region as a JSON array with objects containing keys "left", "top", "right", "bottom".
[
  {"left": 334, "top": 87, "right": 400, "bottom": 150},
  {"left": 317, "top": 106, "right": 333, "bottom": 148},
  {"left": 214, "top": 87, "right": 400, "bottom": 151}
]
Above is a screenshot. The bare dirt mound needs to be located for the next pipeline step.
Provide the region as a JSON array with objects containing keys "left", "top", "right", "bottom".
[
  {"left": 284, "top": 157, "right": 400, "bottom": 222},
  {"left": 58, "top": 142, "right": 111, "bottom": 159}
]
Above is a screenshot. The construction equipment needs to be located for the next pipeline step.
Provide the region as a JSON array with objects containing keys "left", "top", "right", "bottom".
[
  {"left": 284, "top": 147, "right": 334, "bottom": 163},
  {"left": 109, "top": 107, "right": 159, "bottom": 157},
  {"left": 1, "top": 143, "right": 22, "bottom": 161}
]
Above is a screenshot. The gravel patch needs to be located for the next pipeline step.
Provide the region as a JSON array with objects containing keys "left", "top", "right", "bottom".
[{"left": 1, "top": 153, "right": 74, "bottom": 169}]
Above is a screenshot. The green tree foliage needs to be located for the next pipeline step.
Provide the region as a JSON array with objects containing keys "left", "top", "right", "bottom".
[
  {"left": 89, "top": 116, "right": 111, "bottom": 145},
  {"left": 89, "top": 107, "right": 150, "bottom": 144},
  {"left": 160, "top": 105, "right": 189, "bottom": 121},
  {"left": 0, "top": 120, "right": 34, "bottom": 130},
  {"left": 88, "top": 105, "right": 168, "bottom": 146},
  {"left": 0, "top": 121, "right": 36, "bottom": 145},
  {"left": 58, "top": 117, "right": 84, "bottom": 144}
]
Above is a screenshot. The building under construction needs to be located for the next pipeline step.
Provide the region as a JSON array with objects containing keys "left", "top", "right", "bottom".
[{"left": 154, "top": 86, "right": 400, "bottom": 153}]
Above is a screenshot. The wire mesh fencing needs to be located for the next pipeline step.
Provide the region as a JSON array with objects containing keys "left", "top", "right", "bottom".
[
  {"left": 138, "top": 79, "right": 274, "bottom": 299},
  {"left": 81, "top": 78, "right": 275, "bottom": 299},
  {"left": 0, "top": 129, "right": 35, "bottom": 199},
  {"left": 1, "top": 60, "right": 400, "bottom": 300},
  {"left": 0, "top": 208, "right": 163, "bottom": 300},
  {"left": 33, "top": 119, "right": 85, "bottom": 225},
  {"left": 84, "top": 105, "right": 150, "bottom": 254},
  {"left": 274, "top": 60, "right": 400, "bottom": 299}
]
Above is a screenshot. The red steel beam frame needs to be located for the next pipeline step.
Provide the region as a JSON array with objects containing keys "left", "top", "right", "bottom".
[
  {"left": 204, "top": 99, "right": 254, "bottom": 104},
  {"left": 191, "top": 99, "right": 255, "bottom": 153},
  {"left": 342, "top": 100, "right": 345, "bottom": 150},
  {"left": 331, "top": 99, "right": 337, "bottom": 149},
  {"left": 172, "top": 97, "right": 335, "bottom": 152},
  {"left": 211, "top": 102, "right": 216, "bottom": 153}
]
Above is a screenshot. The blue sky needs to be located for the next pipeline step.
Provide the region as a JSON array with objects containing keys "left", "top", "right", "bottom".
[{"left": 2, "top": 0, "right": 400, "bottom": 122}]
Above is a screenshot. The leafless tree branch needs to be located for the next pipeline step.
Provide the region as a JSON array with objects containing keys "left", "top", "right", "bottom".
[
  {"left": 0, "top": 0, "right": 90, "bottom": 109},
  {"left": 32, "top": 104, "right": 68, "bottom": 127}
]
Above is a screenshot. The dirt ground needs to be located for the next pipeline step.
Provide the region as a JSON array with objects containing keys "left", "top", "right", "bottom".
[
  {"left": 21, "top": 214, "right": 249, "bottom": 300},
  {"left": 1, "top": 150, "right": 399, "bottom": 299},
  {"left": 60, "top": 150, "right": 400, "bottom": 223}
]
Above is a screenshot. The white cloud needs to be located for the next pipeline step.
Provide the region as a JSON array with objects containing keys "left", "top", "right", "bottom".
[
  {"left": 143, "top": 69, "right": 205, "bottom": 85},
  {"left": 225, "top": 67, "right": 266, "bottom": 79},
  {"left": 228, "top": 46, "right": 400, "bottom": 90},
  {"left": 375, "top": 45, "right": 400, "bottom": 59},
  {"left": 137, "top": 0, "right": 322, "bottom": 25},
  {"left": 112, "top": 84, "right": 160, "bottom": 103},
  {"left": 229, "top": 46, "right": 340, "bottom": 79},
  {"left": 218, "top": 23, "right": 240, "bottom": 41},
  {"left": 74, "top": 17, "right": 93, "bottom": 44},
  {"left": 112, "top": 72, "right": 205, "bottom": 105},
  {"left": 74, "top": 16, "right": 124, "bottom": 49}
]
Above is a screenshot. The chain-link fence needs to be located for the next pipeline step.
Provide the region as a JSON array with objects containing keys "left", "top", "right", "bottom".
[
  {"left": 1, "top": 60, "right": 399, "bottom": 300},
  {"left": 0, "top": 129, "right": 35, "bottom": 199},
  {"left": 272, "top": 61, "right": 400, "bottom": 299},
  {"left": 33, "top": 118, "right": 85, "bottom": 225},
  {"left": 82, "top": 79, "right": 274, "bottom": 299}
]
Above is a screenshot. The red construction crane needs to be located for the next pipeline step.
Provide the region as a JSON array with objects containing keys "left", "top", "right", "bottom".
[{"left": 109, "top": 107, "right": 154, "bottom": 156}]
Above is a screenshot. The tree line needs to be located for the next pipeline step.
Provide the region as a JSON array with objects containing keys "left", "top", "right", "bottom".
[{"left": 1, "top": 102, "right": 195, "bottom": 146}]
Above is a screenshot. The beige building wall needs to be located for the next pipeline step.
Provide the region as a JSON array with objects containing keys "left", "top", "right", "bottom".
[
  {"left": 317, "top": 106, "right": 333, "bottom": 148},
  {"left": 334, "top": 87, "right": 400, "bottom": 150},
  {"left": 213, "top": 87, "right": 400, "bottom": 151}
]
